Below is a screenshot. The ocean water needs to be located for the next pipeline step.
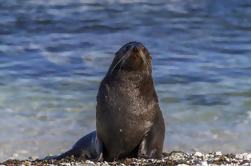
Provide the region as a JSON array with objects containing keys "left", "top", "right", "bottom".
[{"left": 0, "top": 0, "right": 251, "bottom": 162}]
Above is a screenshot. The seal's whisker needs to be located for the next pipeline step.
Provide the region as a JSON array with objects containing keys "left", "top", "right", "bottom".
[
  {"left": 139, "top": 50, "right": 150, "bottom": 74},
  {"left": 111, "top": 57, "right": 124, "bottom": 72},
  {"left": 119, "top": 52, "right": 130, "bottom": 70},
  {"left": 111, "top": 53, "right": 129, "bottom": 73}
]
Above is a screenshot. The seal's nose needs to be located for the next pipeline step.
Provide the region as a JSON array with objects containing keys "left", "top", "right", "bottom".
[{"left": 133, "top": 46, "right": 139, "bottom": 52}]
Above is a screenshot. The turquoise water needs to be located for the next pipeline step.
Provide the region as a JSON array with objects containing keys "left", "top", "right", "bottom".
[{"left": 0, "top": 0, "right": 251, "bottom": 161}]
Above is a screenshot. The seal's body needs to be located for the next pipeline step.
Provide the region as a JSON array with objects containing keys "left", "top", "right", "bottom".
[
  {"left": 96, "top": 42, "right": 165, "bottom": 161},
  {"left": 40, "top": 42, "right": 165, "bottom": 162}
]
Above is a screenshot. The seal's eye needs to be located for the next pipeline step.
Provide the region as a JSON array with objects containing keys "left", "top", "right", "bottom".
[{"left": 124, "top": 45, "right": 130, "bottom": 51}]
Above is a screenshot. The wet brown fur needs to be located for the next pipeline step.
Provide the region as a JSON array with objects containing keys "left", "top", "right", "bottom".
[{"left": 96, "top": 42, "right": 165, "bottom": 161}]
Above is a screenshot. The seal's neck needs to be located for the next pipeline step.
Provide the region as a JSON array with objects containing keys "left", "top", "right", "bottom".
[{"left": 106, "top": 70, "right": 152, "bottom": 88}]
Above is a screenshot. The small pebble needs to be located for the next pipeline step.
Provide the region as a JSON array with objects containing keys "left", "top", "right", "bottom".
[
  {"left": 11, "top": 153, "right": 19, "bottom": 158},
  {"left": 215, "top": 151, "right": 222, "bottom": 156},
  {"left": 85, "top": 160, "right": 96, "bottom": 166},
  {"left": 236, "top": 154, "right": 244, "bottom": 159},
  {"left": 200, "top": 161, "right": 208, "bottom": 166},
  {"left": 61, "top": 163, "right": 71, "bottom": 166},
  {"left": 242, "top": 153, "right": 251, "bottom": 160},
  {"left": 1, "top": 151, "right": 251, "bottom": 166},
  {"left": 28, "top": 156, "right": 38, "bottom": 161},
  {"left": 246, "top": 153, "right": 251, "bottom": 160},
  {"left": 194, "top": 152, "right": 203, "bottom": 157}
]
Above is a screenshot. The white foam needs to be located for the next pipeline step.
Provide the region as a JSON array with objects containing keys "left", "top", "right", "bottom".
[{"left": 248, "top": 110, "right": 251, "bottom": 119}]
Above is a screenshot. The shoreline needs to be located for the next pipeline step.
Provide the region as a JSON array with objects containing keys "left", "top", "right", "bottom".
[{"left": 1, "top": 151, "right": 251, "bottom": 166}]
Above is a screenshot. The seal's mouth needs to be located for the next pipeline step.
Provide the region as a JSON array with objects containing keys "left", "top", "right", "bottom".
[{"left": 110, "top": 42, "right": 151, "bottom": 74}]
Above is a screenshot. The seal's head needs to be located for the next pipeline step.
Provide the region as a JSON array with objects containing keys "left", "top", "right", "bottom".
[{"left": 108, "top": 42, "right": 152, "bottom": 75}]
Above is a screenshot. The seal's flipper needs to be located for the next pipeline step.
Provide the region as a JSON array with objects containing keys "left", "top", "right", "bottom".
[
  {"left": 39, "top": 130, "right": 103, "bottom": 161},
  {"left": 138, "top": 112, "right": 165, "bottom": 159}
]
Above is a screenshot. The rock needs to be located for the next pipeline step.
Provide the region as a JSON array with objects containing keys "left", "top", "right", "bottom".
[
  {"left": 28, "top": 156, "right": 38, "bottom": 161},
  {"left": 11, "top": 153, "right": 19, "bottom": 158},
  {"left": 243, "top": 153, "right": 251, "bottom": 160},
  {"left": 247, "top": 153, "right": 251, "bottom": 160},
  {"left": 85, "top": 160, "right": 96, "bottom": 166},
  {"left": 201, "top": 161, "right": 208, "bottom": 166},
  {"left": 61, "top": 163, "right": 71, "bottom": 166},
  {"left": 236, "top": 154, "right": 244, "bottom": 159},
  {"left": 194, "top": 152, "right": 203, "bottom": 157},
  {"left": 215, "top": 151, "right": 222, "bottom": 156}
]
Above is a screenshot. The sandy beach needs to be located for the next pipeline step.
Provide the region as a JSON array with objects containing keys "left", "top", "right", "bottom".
[{"left": 1, "top": 151, "right": 251, "bottom": 166}]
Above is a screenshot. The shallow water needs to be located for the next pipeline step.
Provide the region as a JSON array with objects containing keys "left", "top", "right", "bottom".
[{"left": 1, "top": 0, "right": 251, "bottom": 162}]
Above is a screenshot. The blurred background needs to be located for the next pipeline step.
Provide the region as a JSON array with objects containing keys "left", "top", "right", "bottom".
[{"left": 0, "top": 0, "right": 251, "bottom": 162}]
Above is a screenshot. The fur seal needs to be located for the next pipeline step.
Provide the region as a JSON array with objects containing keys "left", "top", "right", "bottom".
[
  {"left": 96, "top": 41, "right": 165, "bottom": 161},
  {"left": 39, "top": 42, "right": 165, "bottom": 162}
]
